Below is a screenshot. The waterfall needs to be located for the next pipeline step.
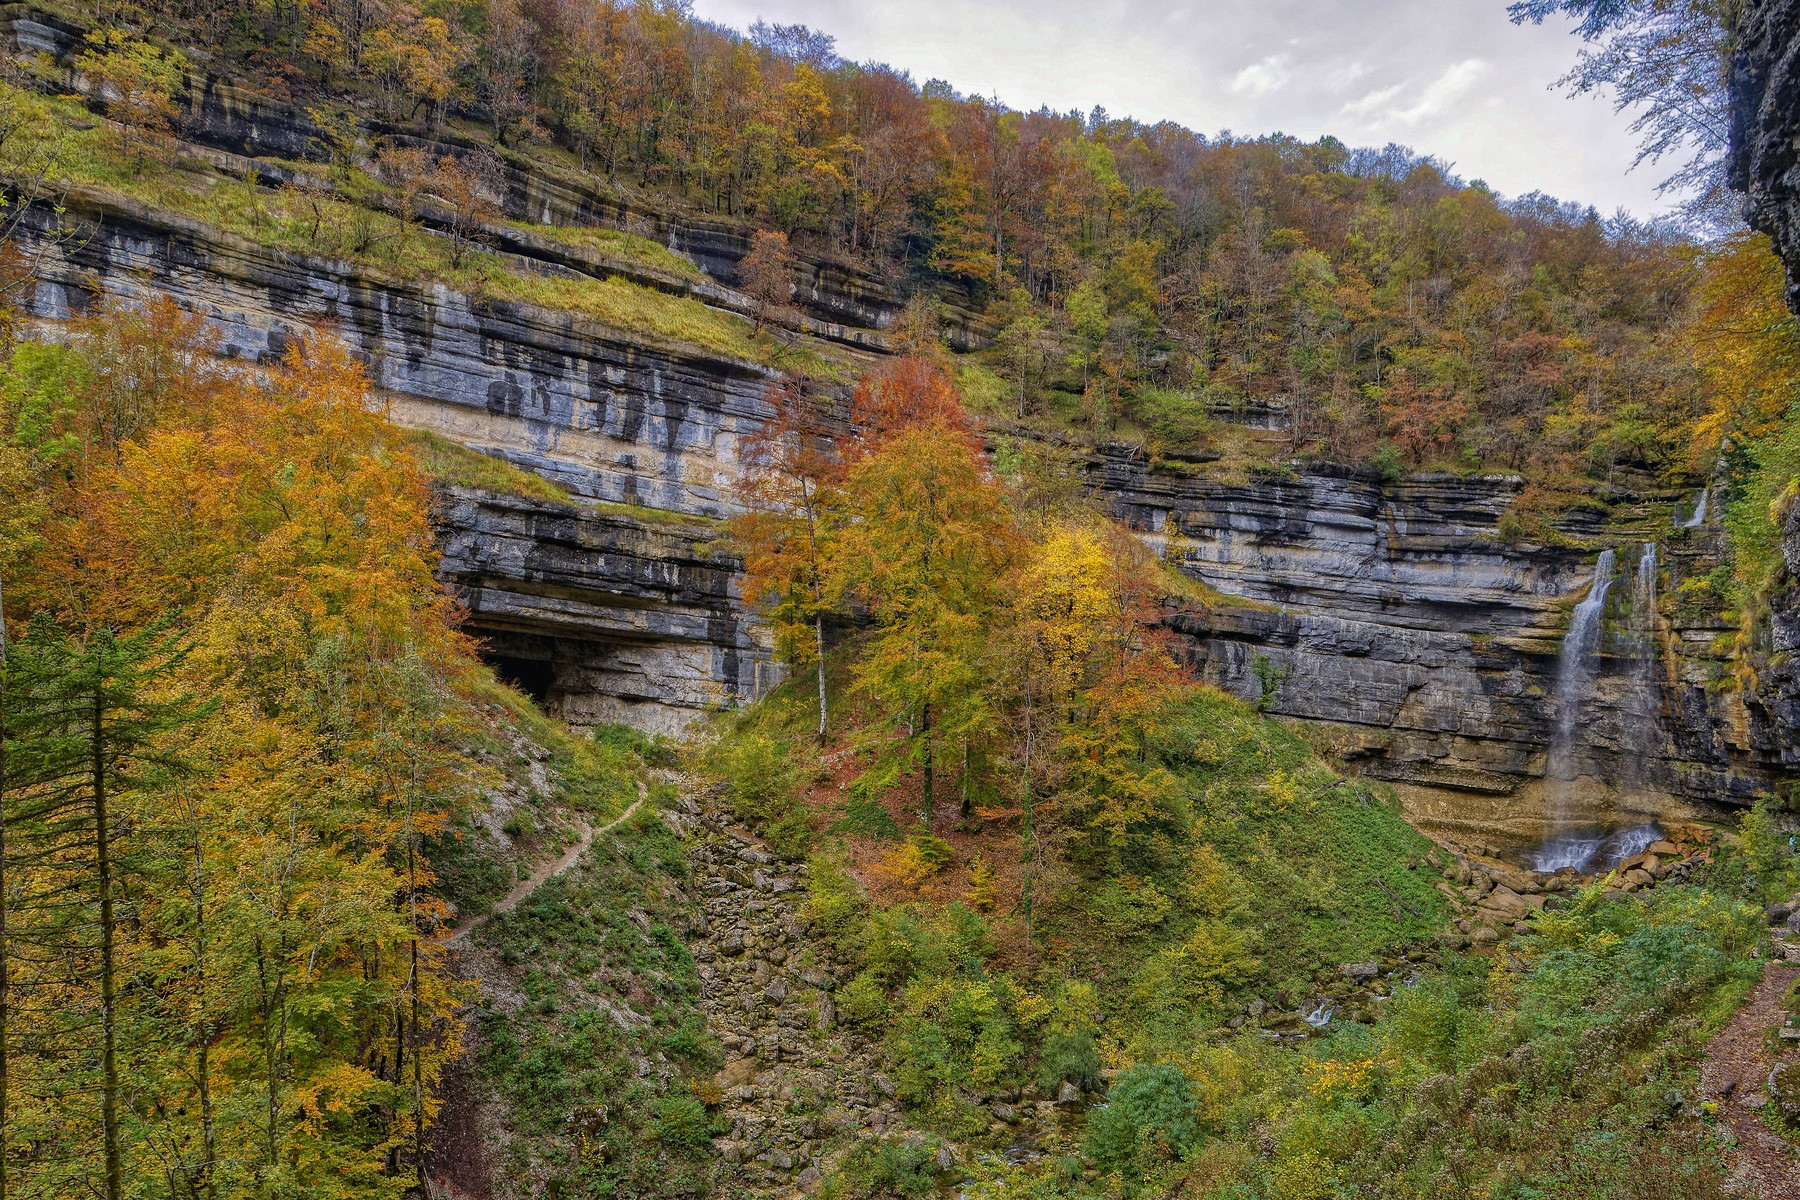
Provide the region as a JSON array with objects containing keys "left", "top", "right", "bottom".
[
  {"left": 1546, "top": 549, "right": 1616, "bottom": 783},
  {"left": 1635, "top": 542, "right": 1657, "bottom": 622},
  {"left": 1680, "top": 486, "right": 1709, "bottom": 528},
  {"left": 1621, "top": 542, "right": 1660, "bottom": 796},
  {"left": 1533, "top": 551, "right": 1617, "bottom": 868},
  {"left": 1533, "top": 545, "right": 1672, "bottom": 873}
]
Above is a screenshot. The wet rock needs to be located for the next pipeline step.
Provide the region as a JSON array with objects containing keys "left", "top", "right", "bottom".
[{"left": 1057, "top": 1081, "right": 1083, "bottom": 1106}]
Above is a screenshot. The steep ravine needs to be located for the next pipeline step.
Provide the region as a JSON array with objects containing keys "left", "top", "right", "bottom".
[{"left": 439, "top": 777, "right": 1080, "bottom": 1196}]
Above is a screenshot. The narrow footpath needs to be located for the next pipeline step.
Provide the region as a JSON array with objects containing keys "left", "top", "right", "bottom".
[
  {"left": 446, "top": 782, "right": 645, "bottom": 946},
  {"left": 1701, "top": 963, "right": 1800, "bottom": 1199}
]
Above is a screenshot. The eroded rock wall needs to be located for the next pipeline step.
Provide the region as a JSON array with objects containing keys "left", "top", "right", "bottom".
[
  {"left": 436, "top": 489, "right": 773, "bottom": 733},
  {"left": 1098, "top": 453, "right": 1781, "bottom": 837},
  {"left": 1732, "top": 0, "right": 1800, "bottom": 313},
  {"left": 1729, "top": 0, "right": 1800, "bottom": 801},
  {"left": 13, "top": 189, "right": 781, "bottom": 727},
  {"left": 7, "top": 44, "right": 1795, "bottom": 809}
]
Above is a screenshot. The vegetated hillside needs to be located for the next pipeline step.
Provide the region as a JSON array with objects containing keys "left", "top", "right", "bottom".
[
  {"left": 0, "top": 0, "right": 1720, "bottom": 480},
  {"left": 0, "top": 297, "right": 703, "bottom": 1195},
  {"left": 4, "top": 3, "right": 1800, "bottom": 1199},
  {"left": 680, "top": 356, "right": 1780, "bottom": 1199},
  {"left": 0, "top": 283, "right": 1784, "bottom": 1200}
]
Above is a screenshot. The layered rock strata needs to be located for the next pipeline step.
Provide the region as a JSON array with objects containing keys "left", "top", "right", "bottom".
[
  {"left": 435, "top": 488, "right": 772, "bottom": 734},
  {"left": 1732, "top": 0, "right": 1800, "bottom": 313},
  {"left": 1097, "top": 452, "right": 1785, "bottom": 837}
]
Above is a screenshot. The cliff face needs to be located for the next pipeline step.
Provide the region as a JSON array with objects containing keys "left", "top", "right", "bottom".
[
  {"left": 15, "top": 188, "right": 782, "bottom": 722},
  {"left": 8, "top": 27, "right": 1798, "bottom": 832},
  {"left": 1099, "top": 454, "right": 1787, "bottom": 837},
  {"left": 1729, "top": 0, "right": 1800, "bottom": 806},
  {"left": 436, "top": 489, "right": 771, "bottom": 734},
  {"left": 1732, "top": 0, "right": 1800, "bottom": 312},
  {"left": 14, "top": 184, "right": 1790, "bottom": 834}
]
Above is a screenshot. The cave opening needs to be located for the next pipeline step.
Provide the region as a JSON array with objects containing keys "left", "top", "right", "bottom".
[{"left": 488, "top": 653, "right": 556, "bottom": 705}]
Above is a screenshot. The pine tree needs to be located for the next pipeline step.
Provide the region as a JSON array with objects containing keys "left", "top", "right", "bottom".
[{"left": 4, "top": 618, "right": 207, "bottom": 1200}]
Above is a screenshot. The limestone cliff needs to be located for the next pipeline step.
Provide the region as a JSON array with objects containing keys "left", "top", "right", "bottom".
[
  {"left": 1102, "top": 453, "right": 1787, "bottom": 837},
  {"left": 1732, "top": 0, "right": 1800, "bottom": 312},
  {"left": 8, "top": 18, "right": 1798, "bottom": 833},
  {"left": 1729, "top": 0, "right": 1800, "bottom": 808}
]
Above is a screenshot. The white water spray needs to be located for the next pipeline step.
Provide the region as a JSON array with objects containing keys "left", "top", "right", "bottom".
[
  {"left": 1547, "top": 549, "right": 1616, "bottom": 783},
  {"left": 1620, "top": 542, "right": 1661, "bottom": 796},
  {"left": 1680, "top": 486, "right": 1709, "bottom": 529},
  {"left": 1533, "top": 551, "right": 1617, "bottom": 868}
]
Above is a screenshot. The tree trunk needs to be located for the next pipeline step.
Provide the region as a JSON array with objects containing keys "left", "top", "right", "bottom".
[
  {"left": 814, "top": 616, "right": 828, "bottom": 741},
  {"left": 93, "top": 685, "right": 122, "bottom": 1200},
  {"left": 920, "top": 702, "right": 933, "bottom": 829},
  {"left": 0, "top": 572, "right": 9, "bottom": 1200},
  {"left": 960, "top": 741, "right": 972, "bottom": 821},
  {"left": 193, "top": 848, "right": 215, "bottom": 1200}
]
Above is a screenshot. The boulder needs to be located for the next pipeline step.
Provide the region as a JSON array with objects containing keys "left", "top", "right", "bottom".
[
  {"left": 715, "top": 1058, "right": 758, "bottom": 1089},
  {"left": 1648, "top": 840, "right": 1680, "bottom": 857},
  {"left": 1057, "top": 1081, "right": 1083, "bottom": 1106},
  {"left": 1480, "top": 887, "right": 1530, "bottom": 921},
  {"left": 1472, "top": 856, "right": 1540, "bottom": 894},
  {"left": 1341, "top": 962, "right": 1381, "bottom": 981}
]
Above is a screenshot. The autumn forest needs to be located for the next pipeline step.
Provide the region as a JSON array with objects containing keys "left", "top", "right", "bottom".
[{"left": 3, "top": 0, "right": 1800, "bottom": 1197}]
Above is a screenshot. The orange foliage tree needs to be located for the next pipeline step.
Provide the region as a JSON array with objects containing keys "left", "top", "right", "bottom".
[{"left": 0, "top": 300, "right": 486, "bottom": 1197}]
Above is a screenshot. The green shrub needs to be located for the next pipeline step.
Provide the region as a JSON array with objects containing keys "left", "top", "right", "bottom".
[
  {"left": 1083, "top": 1062, "right": 1201, "bottom": 1173},
  {"left": 823, "top": 1135, "right": 945, "bottom": 1198},
  {"left": 1367, "top": 441, "right": 1405, "bottom": 484},
  {"left": 1132, "top": 387, "right": 1212, "bottom": 450},
  {"left": 650, "top": 1095, "right": 712, "bottom": 1150},
  {"left": 837, "top": 971, "right": 891, "bottom": 1027},
  {"left": 803, "top": 855, "right": 870, "bottom": 958},
  {"left": 1035, "top": 1029, "right": 1104, "bottom": 1094},
  {"left": 1741, "top": 796, "right": 1797, "bottom": 901},
  {"left": 708, "top": 728, "right": 812, "bottom": 856}
]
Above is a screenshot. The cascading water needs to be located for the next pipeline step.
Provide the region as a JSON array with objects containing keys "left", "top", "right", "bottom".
[
  {"left": 1680, "top": 486, "right": 1709, "bottom": 529},
  {"left": 1533, "top": 550, "right": 1617, "bottom": 871},
  {"left": 1532, "top": 544, "right": 1670, "bottom": 873},
  {"left": 1635, "top": 542, "right": 1657, "bottom": 619},
  {"left": 1621, "top": 542, "right": 1660, "bottom": 796},
  {"left": 1546, "top": 549, "right": 1616, "bottom": 783}
]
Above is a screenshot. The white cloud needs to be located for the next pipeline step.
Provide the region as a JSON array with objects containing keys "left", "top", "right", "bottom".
[
  {"left": 1229, "top": 54, "right": 1292, "bottom": 97},
  {"left": 1343, "top": 82, "right": 1406, "bottom": 119},
  {"left": 1340, "top": 59, "right": 1489, "bottom": 127},
  {"left": 1396, "top": 58, "right": 1489, "bottom": 123}
]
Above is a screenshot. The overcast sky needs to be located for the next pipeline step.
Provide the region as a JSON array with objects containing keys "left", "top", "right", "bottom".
[{"left": 690, "top": 0, "right": 1678, "bottom": 219}]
